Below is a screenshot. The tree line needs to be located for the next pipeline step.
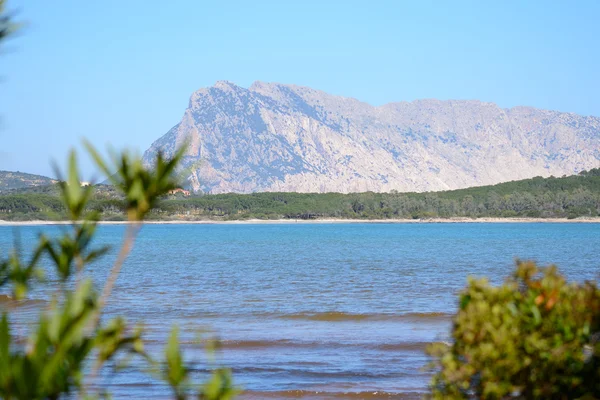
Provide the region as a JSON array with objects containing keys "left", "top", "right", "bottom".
[{"left": 1, "top": 169, "right": 599, "bottom": 221}]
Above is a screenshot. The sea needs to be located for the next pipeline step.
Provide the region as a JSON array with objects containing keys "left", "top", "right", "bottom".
[{"left": 1, "top": 222, "right": 599, "bottom": 399}]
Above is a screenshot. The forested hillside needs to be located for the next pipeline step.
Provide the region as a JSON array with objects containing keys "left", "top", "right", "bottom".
[
  {"left": 0, "top": 170, "right": 55, "bottom": 192},
  {"left": 0, "top": 169, "right": 599, "bottom": 221}
]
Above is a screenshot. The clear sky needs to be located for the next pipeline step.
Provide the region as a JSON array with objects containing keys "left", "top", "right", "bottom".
[{"left": 0, "top": 0, "right": 599, "bottom": 177}]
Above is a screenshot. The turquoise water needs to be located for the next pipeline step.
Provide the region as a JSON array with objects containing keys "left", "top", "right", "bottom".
[{"left": 1, "top": 223, "right": 599, "bottom": 398}]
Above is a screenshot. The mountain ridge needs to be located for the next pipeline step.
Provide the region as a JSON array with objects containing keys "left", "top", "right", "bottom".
[{"left": 143, "top": 81, "right": 600, "bottom": 194}]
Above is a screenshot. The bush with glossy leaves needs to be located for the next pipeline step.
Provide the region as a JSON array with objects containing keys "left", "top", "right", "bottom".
[{"left": 428, "top": 261, "right": 600, "bottom": 399}]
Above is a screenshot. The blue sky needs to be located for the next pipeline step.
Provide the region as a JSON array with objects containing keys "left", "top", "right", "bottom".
[{"left": 1, "top": 0, "right": 599, "bottom": 177}]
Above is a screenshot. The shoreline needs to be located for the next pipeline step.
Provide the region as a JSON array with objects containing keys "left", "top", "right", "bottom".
[{"left": 1, "top": 217, "right": 600, "bottom": 226}]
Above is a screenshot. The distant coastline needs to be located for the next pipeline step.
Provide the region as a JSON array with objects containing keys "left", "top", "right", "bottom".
[
  {"left": 3, "top": 170, "right": 600, "bottom": 223},
  {"left": 2, "top": 217, "right": 600, "bottom": 226}
]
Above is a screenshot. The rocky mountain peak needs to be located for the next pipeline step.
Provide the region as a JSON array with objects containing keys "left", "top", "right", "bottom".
[
  {"left": 213, "top": 80, "right": 239, "bottom": 90},
  {"left": 144, "top": 82, "right": 600, "bottom": 194}
]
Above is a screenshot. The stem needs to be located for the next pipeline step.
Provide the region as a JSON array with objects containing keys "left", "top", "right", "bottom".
[
  {"left": 74, "top": 224, "right": 85, "bottom": 285},
  {"left": 96, "top": 222, "right": 141, "bottom": 325},
  {"left": 84, "top": 221, "right": 141, "bottom": 398}
]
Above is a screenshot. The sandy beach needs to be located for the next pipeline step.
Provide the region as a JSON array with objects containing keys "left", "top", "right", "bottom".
[{"left": 1, "top": 217, "right": 600, "bottom": 226}]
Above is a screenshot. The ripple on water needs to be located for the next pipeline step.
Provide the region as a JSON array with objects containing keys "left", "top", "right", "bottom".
[{"left": 0, "top": 222, "right": 598, "bottom": 396}]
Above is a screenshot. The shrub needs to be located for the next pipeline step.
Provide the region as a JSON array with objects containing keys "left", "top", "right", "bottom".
[
  {"left": 0, "top": 147, "right": 237, "bottom": 399},
  {"left": 428, "top": 261, "right": 600, "bottom": 399}
]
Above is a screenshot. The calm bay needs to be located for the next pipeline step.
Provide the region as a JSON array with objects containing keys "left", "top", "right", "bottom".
[{"left": 1, "top": 223, "right": 599, "bottom": 398}]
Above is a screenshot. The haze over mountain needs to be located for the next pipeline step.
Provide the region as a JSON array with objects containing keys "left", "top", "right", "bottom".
[{"left": 143, "top": 81, "right": 600, "bottom": 194}]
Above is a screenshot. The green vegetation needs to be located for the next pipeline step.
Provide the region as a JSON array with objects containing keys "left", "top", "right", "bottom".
[
  {"left": 1, "top": 9, "right": 235, "bottom": 397},
  {"left": 0, "top": 0, "right": 18, "bottom": 44},
  {"left": 0, "top": 171, "right": 56, "bottom": 193},
  {"left": 1, "top": 169, "right": 599, "bottom": 221},
  {"left": 0, "top": 147, "right": 236, "bottom": 399},
  {"left": 2, "top": 5, "right": 600, "bottom": 397},
  {"left": 427, "top": 261, "right": 600, "bottom": 399}
]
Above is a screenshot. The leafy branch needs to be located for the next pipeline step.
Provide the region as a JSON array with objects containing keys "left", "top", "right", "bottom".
[{"left": 0, "top": 144, "right": 237, "bottom": 399}]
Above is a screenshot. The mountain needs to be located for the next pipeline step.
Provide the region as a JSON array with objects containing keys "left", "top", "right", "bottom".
[
  {"left": 0, "top": 171, "right": 56, "bottom": 192},
  {"left": 143, "top": 81, "right": 600, "bottom": 194}
]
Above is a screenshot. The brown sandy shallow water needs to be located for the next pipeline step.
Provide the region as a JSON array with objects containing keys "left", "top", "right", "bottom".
[{"left": 237, "top": 390, "right": 423, "bottom": 399}]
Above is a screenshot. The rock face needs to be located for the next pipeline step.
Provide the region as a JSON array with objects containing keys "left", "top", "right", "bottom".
[{"left": 143, "top": 81, "right": 600, "bottom": 193}]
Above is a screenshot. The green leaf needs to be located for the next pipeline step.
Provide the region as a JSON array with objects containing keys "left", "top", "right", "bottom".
[
  {"left": 165, "top": 325, "right": 186, "bottom": 389},
  {"left": 0, "top": 313, "right": 10, "bottom": 375},
  {"left": 530, "top": 304, "right": 542, "bottom": 326}
]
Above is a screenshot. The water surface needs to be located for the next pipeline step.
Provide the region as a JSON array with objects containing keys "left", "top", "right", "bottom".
[{"left": 1, "top": 223, "right": 599, "bottom": 398}]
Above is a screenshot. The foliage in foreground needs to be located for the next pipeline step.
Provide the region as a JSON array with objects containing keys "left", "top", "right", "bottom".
[
  {"left": 428, "top": 262, "right": 600, "bottom": 399},
  {"left": 0, "top": 0, "right": 18, "bottom": 44},
  {"left": 0, "top": 147, "right": 237, "bottom": 399}
]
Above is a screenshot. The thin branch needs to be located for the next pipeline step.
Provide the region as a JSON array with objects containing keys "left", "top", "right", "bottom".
[
  {"left": 84, "top": 221, "right": 141, "bottom": 398},
  {"left": 95, "top": 222, "right": 141, "bottom": 325}
]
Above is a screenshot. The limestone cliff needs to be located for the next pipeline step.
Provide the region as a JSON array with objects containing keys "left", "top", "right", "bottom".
[{"left": 143, "top": 81, "right": 600, "bottom": 193}]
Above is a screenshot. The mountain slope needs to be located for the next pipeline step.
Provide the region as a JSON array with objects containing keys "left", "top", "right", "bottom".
[
  {"left": 0, "top": 171, "right": 56, "bottom": 192},
  {"left": 143, "top": 81, "right": 600, "bottom": 194}
]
